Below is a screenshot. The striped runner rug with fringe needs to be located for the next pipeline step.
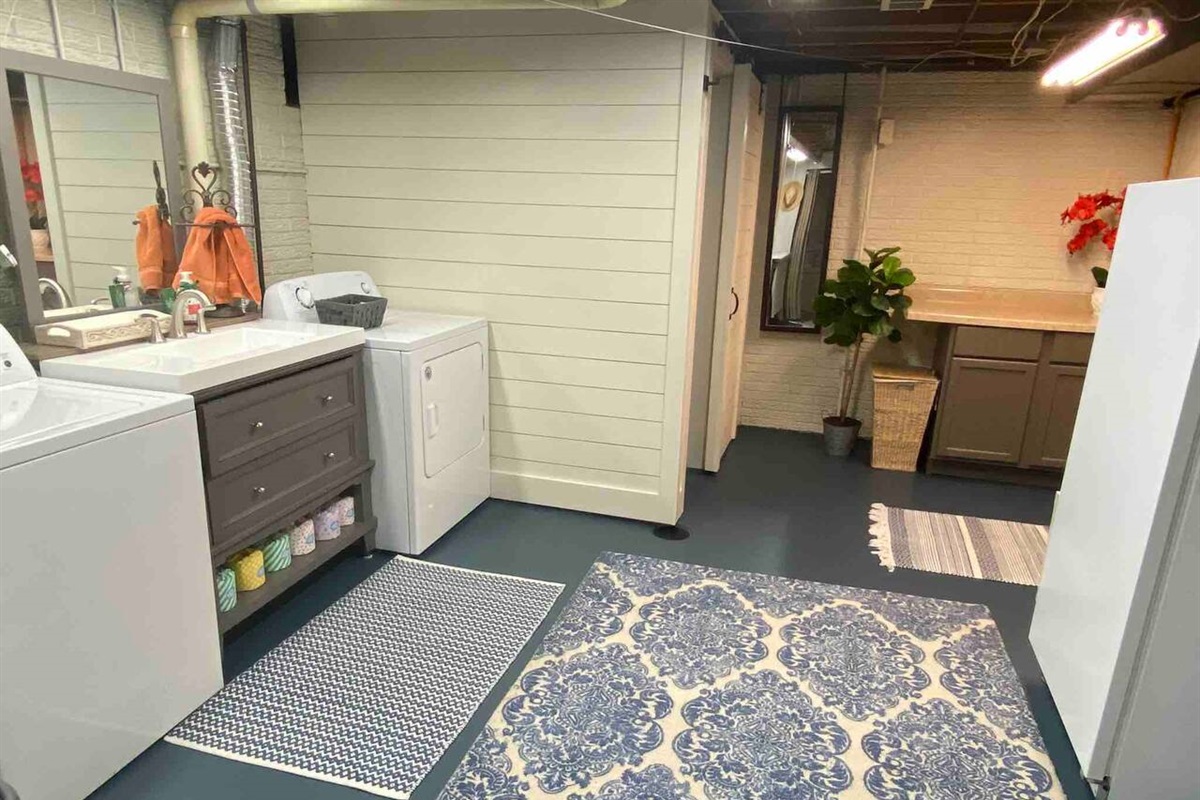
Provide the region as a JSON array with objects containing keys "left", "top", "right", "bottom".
[{"left": 868, "top": 503, "right": 1049, "bottom": 586}]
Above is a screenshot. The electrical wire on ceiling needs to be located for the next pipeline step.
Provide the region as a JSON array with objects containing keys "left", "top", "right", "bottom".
[
  {"left": 537, "top": 0, "right": 864, "bottom": 64},
  {"left": 541, "top": 0, "right": 1188, "bottom": 74},
  {"left": 1010, "top": 0, "right": 1048, "bottom": 66},
  {"left": 1147, "top": 0, "right": 1200, "bottom": 22}
]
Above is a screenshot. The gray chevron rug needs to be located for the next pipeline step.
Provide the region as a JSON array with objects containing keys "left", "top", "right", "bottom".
[{"left": 166, "top": 557, "right": 562, "bottom": 799}]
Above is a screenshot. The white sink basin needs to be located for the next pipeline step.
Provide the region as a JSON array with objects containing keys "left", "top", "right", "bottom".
[{"left": 41, "top": 320, "right": 366, "bottom": 394}]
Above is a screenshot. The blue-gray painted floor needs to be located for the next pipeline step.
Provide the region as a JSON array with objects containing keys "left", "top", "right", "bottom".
[{"left": 90, "top": 427, "right": 1091, "bottom": 799}]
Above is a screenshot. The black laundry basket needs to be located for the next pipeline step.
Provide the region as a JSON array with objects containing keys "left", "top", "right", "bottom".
[{"left": 314, "top": 294, "right": 388, "bottom": 329}]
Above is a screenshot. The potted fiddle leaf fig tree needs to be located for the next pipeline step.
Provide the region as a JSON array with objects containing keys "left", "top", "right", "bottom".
[{"left": 813, "top": 247, "right": 915, "bottom": 457}]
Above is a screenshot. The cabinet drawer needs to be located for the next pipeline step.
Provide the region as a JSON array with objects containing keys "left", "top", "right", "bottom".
[
  {"left": 1049, "top": 333, "right": 1093, "bottom": 365},
  {"left": 199, "top": 355, "right": 360, "bottom": 477},
  {"left": 207, "top": 421, "right": 365, "bottom": 549},
  {"left": 933, "top": 357, "right": 1038, "bottom": 464},
  {"left": 953, "top": 326, "right": 1043, "bottom": 361}
]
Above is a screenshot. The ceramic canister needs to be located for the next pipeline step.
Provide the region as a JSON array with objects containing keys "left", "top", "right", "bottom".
[
  {"left": 215, "top": 567, "right": 237, "bottom": 613},
  {"left": 315, "top": 504, "right": 341, "bottom": 541},
  {"left": 290, "top": 518, "right": 316, "bottom": 556},
  {"left": 227, "top": 548, "right": 266, "bottom": 592},
  {"left": 335, "top": 496, "right": 355, "bottom": 526},
  {"left": 262, "top": 531, "right": 292, "bottom": 573}
]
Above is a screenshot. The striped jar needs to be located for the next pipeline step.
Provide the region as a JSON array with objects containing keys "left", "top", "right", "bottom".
[
  {"left": 262, "top": 531, "right": 292, "bottom": 573},
  {"left": 215, "top": 567, "right": 237, "bottom": 612}
]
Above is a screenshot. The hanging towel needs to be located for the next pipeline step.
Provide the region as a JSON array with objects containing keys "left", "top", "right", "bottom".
[
  {"left": 174, "top": 206, "right": 261, "bottom": 305},
  {"left": 134, "top": 205, "right": 177, "bottom": 291}
]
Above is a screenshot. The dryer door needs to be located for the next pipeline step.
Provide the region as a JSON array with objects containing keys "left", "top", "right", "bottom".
[{"left": 420, "top": 342, "right": 486, "bottom": 478}]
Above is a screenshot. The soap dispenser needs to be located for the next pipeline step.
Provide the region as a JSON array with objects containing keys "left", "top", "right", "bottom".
[
  {"left": 176, "top": 270, "right": 201, "bottom": 322},
  {"left": 109, "top": 266, "right": 136, "bottom": 308}
]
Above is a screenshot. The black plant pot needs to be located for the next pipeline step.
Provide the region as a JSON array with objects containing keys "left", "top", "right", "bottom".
[{"left": 823, "top": 416, "right": 862, "bottom": 457}]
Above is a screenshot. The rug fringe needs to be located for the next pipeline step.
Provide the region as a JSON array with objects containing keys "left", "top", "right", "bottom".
[{"left": 868, "top": 502, "right": 897, "bottom": 572}]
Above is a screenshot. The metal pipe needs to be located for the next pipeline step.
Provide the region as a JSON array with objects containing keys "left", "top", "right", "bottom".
[
  {"left": 207, "top": 18, "right": 255, "bottom": 243},
  {"left": 855, "top": 65, "right": 888, "bottom": 257},
  {"left": 47, "top": 0, "right": 65, "bottom": 59},
  {"left": 169, "top": 0, "right": 629, "bottom": 167},
  {"left": 111, "top": 0, "right": 126, "bottom": 70}
]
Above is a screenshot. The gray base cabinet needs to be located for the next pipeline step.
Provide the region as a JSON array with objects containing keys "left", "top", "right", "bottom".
[
  {"left": 191, "top": 345, "right": 375, "bottom": 634},
  {"left": 930, "top": 326, "right": 1091, "bottom": 478}
]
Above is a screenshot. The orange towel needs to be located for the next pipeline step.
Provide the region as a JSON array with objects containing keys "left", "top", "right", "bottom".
[
  {"left": 174, "top": 206, "right": 262, "bottom": 305},
  {"left": 134, "top": 205, "right": 177, "bottom": 291}
]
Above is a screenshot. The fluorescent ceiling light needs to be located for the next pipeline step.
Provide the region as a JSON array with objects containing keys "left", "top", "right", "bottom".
[
  {"left": 1042, "top": 17, "right": 1166, "bottom": 88},
  {"left": 786, "top": 146, "right": 809, "bottom": 163}
]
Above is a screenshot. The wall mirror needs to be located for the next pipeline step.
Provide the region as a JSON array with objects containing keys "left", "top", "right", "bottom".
[
  {"left": 0, "top": 49, "right": 182, "bottom": 331},
  {"left": 761, "top": 105, "right": 843, "bottom": 333}
]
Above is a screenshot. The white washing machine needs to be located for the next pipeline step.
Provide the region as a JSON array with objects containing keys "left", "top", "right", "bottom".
[
  {"left": 0, "top": 325, "right": 222, "bottom": 800},
  {"left": 263, "top": 272, "right": 489, "bottom": 554}
]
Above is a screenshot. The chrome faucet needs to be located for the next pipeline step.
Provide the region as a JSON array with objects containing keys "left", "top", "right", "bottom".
[
  {"left": 169, "top": 288, "right": 215, "bottom": 339},
  {"left": 38, "top": 277, "right": 71, "bottom": 309},
  {"left": 137, "top": 312, "right": 166, "bottom": 344}
]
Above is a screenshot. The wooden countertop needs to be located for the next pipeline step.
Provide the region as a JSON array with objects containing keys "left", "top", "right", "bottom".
[
  {"left": 905, "top": 285, "right": 1097, "bottom": 333},
  {"left": 24, "top": 310, "right": 260, "bottom": 367}
]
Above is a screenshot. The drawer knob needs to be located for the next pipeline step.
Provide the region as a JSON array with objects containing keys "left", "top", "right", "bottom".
[
  {"left": 253, "top": 486, "right": 267, "bottom": 496},
  {"left": 322, "top": 394, "right": 334, "bottom": 404},
  {"left": 252, "top": 421, "right": 264, "bottom": 430},
  {"left": 325, "top": 451, "right": 336, "bottom": 460}
]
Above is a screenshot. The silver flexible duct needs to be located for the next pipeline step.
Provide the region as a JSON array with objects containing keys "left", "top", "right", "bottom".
[{"left": 206, "top": 19, "right": 256, "bottom": 251}]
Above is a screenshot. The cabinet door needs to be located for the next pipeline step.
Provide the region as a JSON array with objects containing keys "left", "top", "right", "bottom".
[
  {"left": 1021, "top": 364, "right": 1087, "bottom": 469},
  {"left": 934, "top": 357, "right": 1038, "bottom": 463}
]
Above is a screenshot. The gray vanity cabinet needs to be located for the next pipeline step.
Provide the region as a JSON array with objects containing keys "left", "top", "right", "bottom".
[
  {"left": 193, "top": 345, "right": 375, "bottom": 633},
  {"left": 930, "top": 326, "right": 1092, "bottom": 482}
]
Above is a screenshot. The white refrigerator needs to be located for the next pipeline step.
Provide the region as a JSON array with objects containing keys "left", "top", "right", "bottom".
[{"left": 1029, "top": 177, "right": 1200, "bottom": 798}]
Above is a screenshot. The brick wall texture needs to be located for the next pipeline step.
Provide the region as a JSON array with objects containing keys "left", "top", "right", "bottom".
[
  {"left": 740, "top": 71, "right": 1172, "bottom": 436},
  {"left": 244, "top": 17, "right": 313, "bottom": 284}
]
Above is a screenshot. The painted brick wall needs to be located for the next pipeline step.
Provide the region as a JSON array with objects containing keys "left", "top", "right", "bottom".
[
  {"left": 1, "top": 0, "right": 171, "bottom": 77},
  {"left": 740, "top": 71, "right": 1172, "bottom": 435},
  {"left": 245, "top": 17, "right": 313, "bottom": 284},
  {"left": 1169, "top": 100, "right": 1200, "bottom": 179}
]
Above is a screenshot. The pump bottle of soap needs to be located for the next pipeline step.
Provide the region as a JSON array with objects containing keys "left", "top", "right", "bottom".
[
  {"left": 177, "top": 271, "right": 202, "bottom": 323},
  {"left": 108, "top": 266, "right": 137, "bottom": 309}
]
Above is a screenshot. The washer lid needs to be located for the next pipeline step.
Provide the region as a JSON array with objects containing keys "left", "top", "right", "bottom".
[
  {"left": 365, "top": 311, "right": 487, "bottom": 352},
  {"left": 0, "top": 378, "right": 193, "bottom": 469},
  {"left": 261, "top": 271, "right": 381, "bottom": 324}
]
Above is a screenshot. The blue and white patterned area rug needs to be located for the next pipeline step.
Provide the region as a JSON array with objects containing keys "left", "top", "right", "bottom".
[
  {"left": 440, "top": 552, "right": 1064, "bottom": 800},
  {"left": 166, "top": 557, "right": 563, "bottom": 799}
]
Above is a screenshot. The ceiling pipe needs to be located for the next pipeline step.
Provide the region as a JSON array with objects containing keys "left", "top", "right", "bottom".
[{"left": 170, "top": 0, "right": 629, "bottom": 168}]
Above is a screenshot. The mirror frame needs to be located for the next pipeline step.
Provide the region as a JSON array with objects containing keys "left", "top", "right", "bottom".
[
  {"left": 759, "top": 103, "right": 844, "bottom": 334},
  {"left": 0, "top": 47, "right": 184, "bottom": 327}
]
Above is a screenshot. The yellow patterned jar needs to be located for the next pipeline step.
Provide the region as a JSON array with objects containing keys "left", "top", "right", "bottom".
[{"left": 226, "top": 548, "right": 266, "bottom": 592}]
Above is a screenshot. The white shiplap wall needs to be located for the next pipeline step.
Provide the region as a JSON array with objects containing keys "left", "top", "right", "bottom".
[
  {"left": 295, "top": 1, "right": 711, "bottom": 522},
  {"left": 30, "top": 76, "right": 164, "bottom": 301}
]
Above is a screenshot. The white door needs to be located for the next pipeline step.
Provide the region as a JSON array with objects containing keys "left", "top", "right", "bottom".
[
  {"left": 704, "top": 64, "right": 764, "bottom": 472},
  {"left": 686, "top": 47, "right": 734, "bottom": 470},
  {"left": 1029, "top": 178, "right": 1200, "bottom": 783},
  {"left": 420, "top": 342, "right": 487, "bottom": 477}
]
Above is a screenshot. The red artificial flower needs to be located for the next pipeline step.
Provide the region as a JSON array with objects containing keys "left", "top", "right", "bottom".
[
  {"left": 19, "top": 160, "right": 40, "bottom": 185},
  {"left": 24, "top": 188, "right": 38, "bottom": 203},
  {"left": 1102, "top": 226, "right": 1118, "bottom": 251},
  {"left": 1061, "top": 194, "right": 1100, "bottom": 223},
  {"left": 1062, "top": 187, "right": 1125, "bottom": 257}
]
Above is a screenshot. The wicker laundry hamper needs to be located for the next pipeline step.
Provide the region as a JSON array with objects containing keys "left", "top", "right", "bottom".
[{"left": 871, "top": 364, "right": 940, "bottom": 472}]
